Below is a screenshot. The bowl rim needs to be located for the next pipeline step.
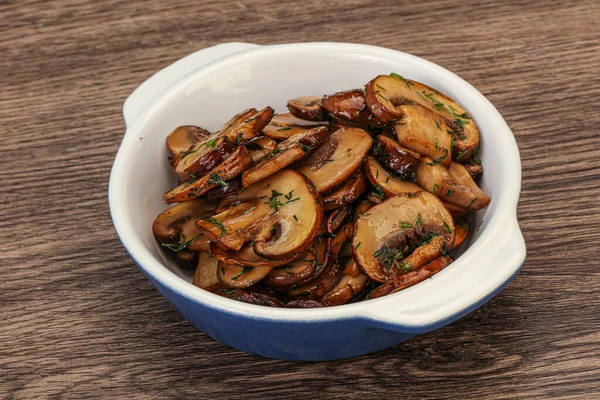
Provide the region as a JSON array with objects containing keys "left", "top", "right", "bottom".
[{"left": 109, "top": 42, "right": 526, "bottom": 332}]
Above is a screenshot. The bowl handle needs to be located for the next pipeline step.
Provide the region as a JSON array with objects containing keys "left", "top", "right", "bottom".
[
  {"left": 363, "top": 217, "right": 526, "bottom": 334},
  {"left": 122, "top": 42, "right": 260, "bottom": 127}
]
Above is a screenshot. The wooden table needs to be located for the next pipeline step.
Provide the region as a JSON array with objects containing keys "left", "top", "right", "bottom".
[{"left": 2, "top": 1, "right": 599, "bottom": 398}]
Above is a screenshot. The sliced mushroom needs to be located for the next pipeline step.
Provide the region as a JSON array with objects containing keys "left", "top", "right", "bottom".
[
  {"left": 321, "top": 259, "right": 368, "bottom": 306},
  {"left": 464, "top": 160, "right": 483, "bottom": 178},
  {"left": 263, "top": 250, "right": 317, "bottom": 289},
  {"left": 152, "top": 198, "right": 218, "bottom": 253},
  {"left": 209, "top": 241, "right": 300, "bottom": 267},
  {"left": 327, "top": 206, "right": 350, "bottom": 234},
  {"left": 284, "top": 224, "right": 351, "bottom": 299},
  {"left": 262, "top": 113, "right": 327, "bottom": 140},
  {"left": 352, "top": 192, "right": 455, "bottom": 282},
  {"left": 364, "top": 74, "right": 479, "bottom": 158},
  {"left": 212, "top": 287, "right": 283, "bottom": 307},
  {"left": 322, "top": 173, "right": 367, "bottom": 211},
  {"left": 287, "top": 96, "right": 327, "bottom": 121},
  {"left": 392, "top": 105, "right": 452, "bottom": 167},
  {"left": 363, "top": 156, "right": 422, "bottom": 198},
  {"left": 241, "top": 126, "right": 330, "bottom": 187},
  {"left": 244, "top": 136, "right": 277, "bottom": 162},
  {"left": 322, "top": 89, "right": 386, "bottom": 129},
  {"left": 166, "top": 125, "right": 210, "bottom": 168},
  {"left": 192, "top": 252, "right": 220, "bottom": 290},
  {"left": 296, "top": 127, "right": 373, "bottom": 193},
  {"left": 175, "top": 107, "right": 273, "bottom": 180},
  {"left": 174, "top": 249, "right": 198, "bottom": 269},
  {"left": 163, "top": 146, "right": 253, "bottom": 204},
  {"left": 373, "top": 135, "right": 421, "bottom": 180},
  {"left": 352, "top": 198, "right": 374, "bottom": 223},
  {"left": 217, "top": 262, "right": 272, "bottom": 289},
  {"left": 284, "top": 299, "right": 325, "bottom": 308},
  {"left": 206, "top": 178, "right": 243, "bottom": 200},
  {"left": 416, "top": 158, "right": 491, "bottom": 211},
  {"left": 367, "top": 256, "right": 453, "bottom": 299},
  {"left": 443, "top": 202, "right": 469, "bottom": 217},
  {"left": 452, "top": 221, "right": 470, "bottom": 249},
  {"left": 197, "top": 170, "right": 323, "bottom": 259}
]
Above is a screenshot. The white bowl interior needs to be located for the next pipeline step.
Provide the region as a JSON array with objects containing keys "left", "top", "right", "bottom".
[{"left": 113, "top": 44, "right": 521, "bottom": 324}]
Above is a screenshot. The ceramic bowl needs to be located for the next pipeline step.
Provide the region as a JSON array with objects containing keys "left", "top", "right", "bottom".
[{"left": 109, "top": 42, "right": 526, "bottom": 361}]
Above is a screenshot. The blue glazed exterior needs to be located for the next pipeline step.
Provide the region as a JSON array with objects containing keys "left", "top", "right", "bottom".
[{"left": 146, "top": 272, "right": 414, "bottom": 361}]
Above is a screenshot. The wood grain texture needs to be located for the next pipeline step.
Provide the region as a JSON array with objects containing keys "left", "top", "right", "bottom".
[{"left": 1, "top": 0, "right": 599, "bottom": 398}]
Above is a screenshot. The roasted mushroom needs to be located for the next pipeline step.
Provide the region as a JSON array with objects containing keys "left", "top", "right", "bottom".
[
  {"left": 206, "top": 179, "right": 243, "bottom": 200},
  {"left": 322, "top": 173, "right": 367, "bottom": 211},
  {"left": 163, "top": 146, "right": 253, "bottom": 204},
  {"left": 326, "top": 206, "right": 351, "bottom": 233},
  {"left": 192, "top": 252, "right": 220, "bottom": 290},
  {"left": 297, "top": 127, "right": 373, "bottom": 193},
  {"left": 321, "top": 89, "right": 386, "bottom": 129},
  {"left": 212, "top": 286, "right": 284, "bottom": 307},
  {"left": 244, "top": 136, "right": 278, "bottom": 162},
  {"left": 321, "top": 259, "right": 368, "bottom": 306},
  {"left": 175, "top": 107, "right": 273, "bottom": 181},
  {"left": 367, "top": 256, "right": 453, "bottom": 299},
  {"left": 364, "top": 74, "right": 479, "bottom": 160},
  {"left": 241, "top": 126, "right": 330, "bottom": 187},
  {"left": 287, "top": 96, "right": 327, "bottom": 121},
  {"left": 209, "top": 242, "right": 300, "bottom": 267},
  {"left": 152, "top": 198, "right": 218, "bottom": 253},
  {"left": 373, "top": 135, "right": 421, "bottom": 180},
  {"left": 363, "top": 156, "right": 422, "bottom": 199},
  {"left": 263, "top": 251, "right": 317, "bottom": 289},
  {"left": 352, "top": 192, "right": 455, "bottom": 282},
  {"left": 262, "top": 113, "right": 327, "bottom": 140},
  {"left": 166, "top": 125, "right": 210, "bottom": 168},
  {"left": 217, "top": 262, "right": 273, "bottom": 289},
  {"left": 198, "top": 169, "right": 323, "bottom": 259},
  {"left": 416, "top": 158, "right": 491, "bottom": 211}
]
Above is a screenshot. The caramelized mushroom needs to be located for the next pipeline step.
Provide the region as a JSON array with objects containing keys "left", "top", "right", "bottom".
[
  {"left": 352, "top": 192, "right": 455, "bottom": 282},
  {"left": 241, "top": 126, "right": 330, "bottom": 187},
  {"left": 322, "top": 89, "right": 386, "bottom": 129},
  {"left": 152, "top": 198, "right": 218, "bottom": 253},
  {"left": 364, "top": 74, "right": 479, "bottom": 159},
  {"left": 206, "top": 178, "right": 243, "bottom": 200},
  {"left": 217, "top": 262, "right": 272, "bottom": 289},
  {"left": 284, "top": 299, "right": 325, "bottom": 308},
  {"left": 373, "top": 135, "right": 421, "bottom": 180},
  {"left": 327, "top": 206, "right": 350, "bottom": 234},
  {"left": 244, "top": 136, "right": 278, "bottom": 162},
  {"left": 175, "top": 107, "right": 273, "bottom": 181},
  {"left": 209, "top": 242, "right": 300, "bottom": 267},
  {"left": 287, "top": 96, "right": 327, "bottom": 121},
  {"left": 363, "top": 156, "right": 422, "bottom": 198},
  {"left": 297, "top": 127, "right": 373, "bottom": 193},
  {"left": 367, "top": 256, "right": 453, "bottom": 299},
  {"left": 163, "top": 146, "right": 253, "bottom": 204},
  {"left": 192, "top": 252, "right": 220, "bottom": 290},
  {"left": 464, "top": 160, "right": 483, "bottom": 178},
  {"left": 416, "top": 158, "right": 491, "bottom": 211},
  {"left": 452, "top": 222, "right": 470, "bottom": 249},
  {"left": 321, "top": 259, "right": 368, "bottom": 306},
  {"left": 166, "top": 125, "right": 210, "bottom": 168},
  {"left": 322, "top": 173, "right": 367, "bottom": 211},
  {"left": 262, "top": 113, "right": 327, "bottom": 140},
  {"left": 443, "top": 202, "right": 469, "bottom": 217},
  {"left": 212, "top": 287, "right": 283, "bottom": 307},
  {"left": 263, "top": 251, "right": 317, "bottom": 289},
  {"left": 198, "top": 170, "right": 323, "bottom": 259},
  {"left": 174, "top": 249, "right": 198, "bottom": 269}
]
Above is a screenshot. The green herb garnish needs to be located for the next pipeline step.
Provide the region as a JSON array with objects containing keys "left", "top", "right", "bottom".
[
  {"left": 161, "top": 234, "right": 202, "bottom": 252},
  {"left": 208, "top": 172, "right": 229, "bottom": 188},
  {"left": 202, "top": 217, "right": 226, "bottom": 237}
]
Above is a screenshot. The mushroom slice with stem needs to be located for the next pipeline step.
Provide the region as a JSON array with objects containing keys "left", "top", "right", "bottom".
[
  {"left": 321, "top": 259, "right": 368, "bottom": 306},
  {"left": 296, "top": 127, "right": 373, "bottom": 193},
  {"left": 326, "top": 206, "right": 350, "bottom": 234},
  {"left": 367, "top": 256, "right": 453, "bottom": 299},
  {"left": 363, "top": 156, "right": 422, "bottom": 198},
  {"left": 166, "top": 125, "right": 210, "bottom": 168},
  {"left": 152, "top": 197, "right": 218, "bottom": 253},
  {"left": 322, "top": 173, "right": 367, "bottom": 211},
  {"left": 352, "top": 192, "right": 455, "bottom": 282},
  {"left": 373, "top": 135, "right": 421, "bottom": 180},
  {"left": 284, "top": 224, "right": 352, "bottom": 299},
  {"left": 217, "top": 262, "right": 273, "bottom": 289},
  {"left": 263, "top": 250, "right": 317, "bottom": 289},
  {"left": 206, "top": 178, "right": 243, "bottom": 200},
  {"left": 163, "top": 146, "right": 253, "bottom": 204},
  {"left": 392, "top": 105, "right": 452, "bottom": 167},
  {"left": 322, "top": 89, "right": 386, "bottom": 130},
  {"left": 209, "top": 241, "right": 300, "bottom": 267},
  {"left": 192, "top": 252, "right": 220, "bottom": 290},
  {"left": 416, "top": 158, "right": 491, "bottom": 211},
  {"left": 244, "top": 136, "right": 277, "bottom": 162},
  {"left": 241, "top": 126, "right": 330, "bottom": 187},
  {"left": 287, "top": 96, "right": 327, "bottom": 121},
  {"left": 364, "top": 74, "right": 479, "bottom": 159},
  {"left": 262, "top": 113, "right": 327, "bottom": 140},
  {"left": 175, "top": 107, "right": 273, "bottom": 181},
  {"left": 198, "top": 170, "right": 323, "bottom": 259}
]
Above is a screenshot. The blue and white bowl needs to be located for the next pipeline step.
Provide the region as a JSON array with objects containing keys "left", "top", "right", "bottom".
[{"left": 109, "top": 42, "right": 526, "bottom": 361}]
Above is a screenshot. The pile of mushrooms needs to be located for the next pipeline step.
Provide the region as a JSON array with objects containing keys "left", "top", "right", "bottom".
[{"left": 152, "top": 73, "right": 491, "bottom": 308}]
